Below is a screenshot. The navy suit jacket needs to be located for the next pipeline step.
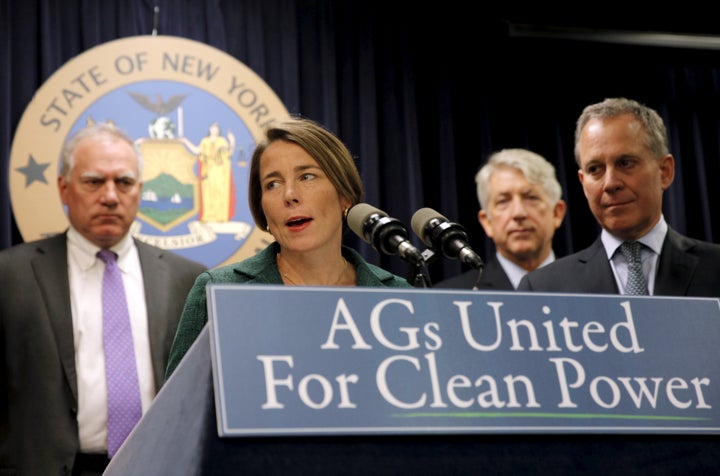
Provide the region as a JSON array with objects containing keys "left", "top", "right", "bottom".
[
  {"left": 0, "top": 232, "right": 206, "bottom": 475},
  {"left": 518, "top": 228, "right": 720, "bottom": 298},
  {"left": 433, "top": 258, "right": 514, "bottom": 291}
]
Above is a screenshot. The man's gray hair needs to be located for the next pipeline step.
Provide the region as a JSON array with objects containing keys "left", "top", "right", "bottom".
[{"left": 475, "top": 148, "right": 562, "bottom": 211}]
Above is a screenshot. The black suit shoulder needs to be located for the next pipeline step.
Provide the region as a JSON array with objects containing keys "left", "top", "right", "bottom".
[
  {"left": 517, "top": 239, "right": 617, "bottom": 293},
  {"left": 657, "top": 228, "right": 720, "bottom": 298},
  {"left": 670, "top": 229, "right": 720, "bottom": 256},
  {"left": 519, "top": 229, "right": 720, "bottom": 298},
  {"left": 434, "top": 269, "right": 478, "bottom": 289},
  {"left": 434, "top": 259, "right": 514, "bottom": 291}
]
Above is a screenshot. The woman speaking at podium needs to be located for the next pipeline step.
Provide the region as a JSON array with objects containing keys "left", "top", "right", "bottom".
[{"left": 165, "top": 116, "right": 411, "bottom": 379}]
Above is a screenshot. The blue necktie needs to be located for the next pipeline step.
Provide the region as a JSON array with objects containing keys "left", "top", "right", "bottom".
[{"left": 98, "top": 249, "right": 143, "bottom": 457}]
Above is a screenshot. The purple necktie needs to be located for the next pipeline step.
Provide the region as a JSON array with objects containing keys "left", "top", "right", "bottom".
[{"left": 98, "top": 249, "right": 142, "bottom": 458}]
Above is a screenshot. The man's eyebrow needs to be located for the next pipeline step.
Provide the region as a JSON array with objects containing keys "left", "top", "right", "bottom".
[{"left": 78, "top": 171, "right": 138, "bottom": 180}]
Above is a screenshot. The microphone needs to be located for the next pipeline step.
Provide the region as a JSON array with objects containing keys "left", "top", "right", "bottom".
[
  {"left": 347, "top": 203, "right": 425, "bottom": 266},
  {"left": 411, "top": 207, "right": 484, "bottom": 269}
]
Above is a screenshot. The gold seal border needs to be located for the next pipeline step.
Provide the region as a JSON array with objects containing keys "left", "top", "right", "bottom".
[{"left": 10, "top": 35, "right": 285, "bottom": 266}]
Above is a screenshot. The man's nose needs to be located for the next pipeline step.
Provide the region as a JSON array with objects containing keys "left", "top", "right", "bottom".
[{"left": 101, "top": 181, "right": 119, "bottom": 203}]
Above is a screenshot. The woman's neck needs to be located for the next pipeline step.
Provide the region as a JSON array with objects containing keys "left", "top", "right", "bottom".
[{"left": 277, "top": 250, "right": 355, "bottom": 286}]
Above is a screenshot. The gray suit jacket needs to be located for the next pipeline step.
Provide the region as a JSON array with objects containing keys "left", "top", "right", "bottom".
[
  {"left": 518, "top": 228, "right": 720, "bottom": 298},
  {"left": 0, "top": 232, "right": 206, "bottom": 475}
]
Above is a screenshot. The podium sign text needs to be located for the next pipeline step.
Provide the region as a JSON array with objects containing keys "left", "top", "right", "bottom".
[{"left": 207, "top": 285, "right": 720, "bottom": 436}]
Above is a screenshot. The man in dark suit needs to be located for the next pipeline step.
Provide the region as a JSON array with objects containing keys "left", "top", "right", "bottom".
[
  {"left": 518, "top": 97, "right": 720, "bottom": 297},
  {"left": 435, "top": 148, "right": 566, "bottom": 290},
  {"left": 0, "top": 123, "right": 206, "bottom": 475}
]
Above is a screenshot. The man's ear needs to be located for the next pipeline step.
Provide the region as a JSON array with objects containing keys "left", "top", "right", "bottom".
[
  {"left": 478, "top": 209, "right": 494, "bottom": 238},
  {"left": 553, "top": 199, "right": 567, "bottom": 228},
  {"left": 659, "top": 154, "right": 675, "bottom": 191}
]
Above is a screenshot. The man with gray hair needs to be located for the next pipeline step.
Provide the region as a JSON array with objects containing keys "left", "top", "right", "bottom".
[
  {"left": 436, "top": 148, "right": 566, "bottom": 290},
  {"left": 0, "top": 122, "right": 206, "bottom": 475}
]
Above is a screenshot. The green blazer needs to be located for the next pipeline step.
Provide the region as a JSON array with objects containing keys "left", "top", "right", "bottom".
[{"left": 165, "top": 242, "right": 412, "bottom": 379}]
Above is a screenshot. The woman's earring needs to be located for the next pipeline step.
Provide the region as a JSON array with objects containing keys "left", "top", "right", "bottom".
[
  {"left": 266, "top": 225, "right": 271, "bottom": 233},
  {"left": 343, "top": 207, "right": 349, "bottom": 220}
]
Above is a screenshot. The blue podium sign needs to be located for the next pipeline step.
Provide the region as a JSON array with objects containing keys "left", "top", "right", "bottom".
[{"left": 207, "top": 284, "right": 720, "bottom": 436}]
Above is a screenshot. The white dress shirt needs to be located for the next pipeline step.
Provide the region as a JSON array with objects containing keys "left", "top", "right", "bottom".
[{"left": 67, "top": 227, "right": 155, "bottom": 453}]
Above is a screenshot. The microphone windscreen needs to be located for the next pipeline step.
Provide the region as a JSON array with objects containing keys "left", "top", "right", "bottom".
[
  {"left": 347, "top": 203, "right": 385, "bottom": 243},
  {"left": 410, "top": 207, "right": 446, "bottom": 238}
]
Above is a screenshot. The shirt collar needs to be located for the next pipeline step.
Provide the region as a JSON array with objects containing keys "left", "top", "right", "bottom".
[
  {"left": 496, "top": 250, "right": 556, "bottom": 289},
  {"left": 601, "top": 215, "right": 668, "bottom": 258},
  {"left": 67, "top": 226, "right": 134, "bottom": 269}
]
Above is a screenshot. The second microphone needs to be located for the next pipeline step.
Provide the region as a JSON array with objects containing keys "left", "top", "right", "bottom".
[
  {"left": 347, "top": 203, "right": 425, "bottom": 266},
  {"left": 411, "top": 207, "right": 484, "bottom": 269}
]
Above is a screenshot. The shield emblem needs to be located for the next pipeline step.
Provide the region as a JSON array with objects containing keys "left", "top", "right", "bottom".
[{"left": 136, "top": 138, "right": 199, "bottom": 232}]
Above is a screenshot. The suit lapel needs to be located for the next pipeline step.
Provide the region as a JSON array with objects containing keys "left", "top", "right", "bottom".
[
  {"left": 135, "top": 240, "right": 170, "bottom": 387},
  {"left": 577, "top": 239, "right": 619, "bottom": 294},
  {"left": 479, "top": 259, "right": 514, "bottom": 290},
  {"left": 655, "top": 228, "right": 697, "bottom": 295},
  {"left": 31, "top": 234, "right": 78, "bottom": 402}
]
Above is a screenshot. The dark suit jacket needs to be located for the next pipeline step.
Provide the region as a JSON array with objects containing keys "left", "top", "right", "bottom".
[
  {"left": 0, "top": 232, "right": 206, "bottom": 475},
  {"left": 433, "top": 258, "right": 514, "bottom": 290},
  {"left": 518, "top": 228, "right": 720, "bottom": 298}
]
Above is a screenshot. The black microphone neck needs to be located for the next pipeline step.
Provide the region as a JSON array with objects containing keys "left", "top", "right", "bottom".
[
  {"left": 411, "top": 207, "right": 485, "bottom": 270},
  {"left": 348, "top": 203, "right": 426, "bottom": 267},
  {"left": 394, "top": 238, "right": 425, "bottom": 266},
  {"left": 456, "top": 244, "right": 484, "bottom": 269}
]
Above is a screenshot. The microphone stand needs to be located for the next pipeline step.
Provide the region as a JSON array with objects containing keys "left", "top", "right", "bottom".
[
  {"left": 471, "top": 264, "right": 485, "bottom": 291},
  {"left": 407, "top": 249, "right": 436, "bottom": 288}
]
